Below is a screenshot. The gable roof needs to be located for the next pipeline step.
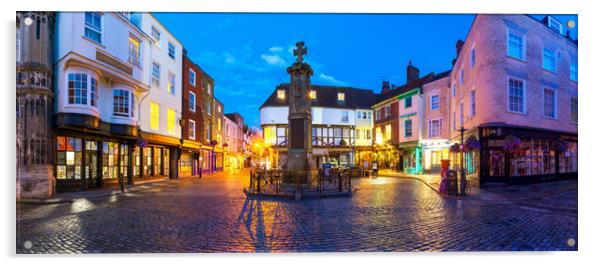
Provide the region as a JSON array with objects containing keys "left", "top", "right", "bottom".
[
  {"left": 260, "top": 83, "right": 377, "bottom": 110},
  {"left": 374, "top": 73, "right": 437, "bottom": 104}
]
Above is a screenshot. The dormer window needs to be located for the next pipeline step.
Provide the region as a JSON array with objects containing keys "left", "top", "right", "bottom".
[
  {"left": 548, "top": 17, "right": 563, "bottom": 34},
  {"left": 337, "top": 92, "right": 345, "bottom": 102},
  {"left": 309, "top": 90, "right": 317, "bottom": 99},
  {"left": 277, "top": 89, "right": 285, "bottom": 99}
]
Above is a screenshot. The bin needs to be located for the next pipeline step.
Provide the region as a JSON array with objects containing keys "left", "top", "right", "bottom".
[{"left": 446, "top": 169, "right": 458, "bottom": 196}]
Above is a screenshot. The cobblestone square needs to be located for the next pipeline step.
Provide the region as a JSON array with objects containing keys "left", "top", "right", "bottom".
[{"left": 16, "top": 170, "right": 577, "bottom": 253}]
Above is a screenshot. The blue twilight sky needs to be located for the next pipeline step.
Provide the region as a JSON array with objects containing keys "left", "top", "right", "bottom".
[{"left": 152, "top": 13, "right": 578, "bottom": 128}]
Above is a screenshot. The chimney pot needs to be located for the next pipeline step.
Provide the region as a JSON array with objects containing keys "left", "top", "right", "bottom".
[{"left": 406, "top": 61, "right": 420, "bottom": 83}]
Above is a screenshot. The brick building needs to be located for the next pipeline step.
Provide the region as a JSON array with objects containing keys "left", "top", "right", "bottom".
[{"left": 448, "top": 14, "right": 577, "bottom": 184}]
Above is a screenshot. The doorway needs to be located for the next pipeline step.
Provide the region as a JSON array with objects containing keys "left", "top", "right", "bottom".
[{"left": 84, "top": 140, "right": 99, "bottom": 189}]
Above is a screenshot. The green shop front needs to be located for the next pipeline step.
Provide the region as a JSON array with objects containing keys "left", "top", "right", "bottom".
[{"left": 399, "top": 141, "right": 422, "bottom": 174}]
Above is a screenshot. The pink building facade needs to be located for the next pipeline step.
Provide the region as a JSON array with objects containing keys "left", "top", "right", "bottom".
[{"left": 449, "top": 14, "right": 578, "bottom": 184}]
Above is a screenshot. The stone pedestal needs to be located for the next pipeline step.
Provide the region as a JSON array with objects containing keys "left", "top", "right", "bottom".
[
  {"left": 282, "top": 41, "right": 317, "bottom": 186},
  {"left": 17, "top": 165, "right": 54, "bottom": 199}
]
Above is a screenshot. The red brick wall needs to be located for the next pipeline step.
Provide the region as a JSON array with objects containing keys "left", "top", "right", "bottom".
[{"left": 182, "top": 56, "right": 204, "bottom": 142}]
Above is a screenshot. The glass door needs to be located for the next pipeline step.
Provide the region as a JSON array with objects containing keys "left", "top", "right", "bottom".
[{"left": 84, "top": 140, "right": 98, "bottom": 189}]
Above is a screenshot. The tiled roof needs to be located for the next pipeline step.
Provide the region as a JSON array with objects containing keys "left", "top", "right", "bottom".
[
  {"left": 260, "top": 83, "right": 377, "bottom": 110},
  {"left": 374, "top": 73, "right": 436, "bottom": 103}
]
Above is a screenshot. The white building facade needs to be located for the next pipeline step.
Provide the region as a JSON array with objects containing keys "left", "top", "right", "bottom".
[
  {"left": 260, "top": 84, "right": 376, "bottom": 169},
  {"left": 53, "top": 12, "right": 183, "bottom": 192}
]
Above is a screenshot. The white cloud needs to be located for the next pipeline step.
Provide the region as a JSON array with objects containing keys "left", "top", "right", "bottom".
[
  {"left": 224, "top": 53, "right": 236, "bottom": 64},
  {"left": 318, "top": 73, "right": 346, "bottom": 86},
  {"left": 269, "top": 46, "right": 284, "bottom": 53},
  {"left": 261, "top": 54, "right": 286, "bottom": 66}
]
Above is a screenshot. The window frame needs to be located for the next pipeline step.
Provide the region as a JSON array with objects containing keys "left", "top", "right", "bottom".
[
  {"left": 128, "top": 36, "right": 141, "bottom": 67},
  {"left": 168, "top": 72, "right": 176, "bottom": 95},
  {"left": 188, "top": 91, "right": 196, "bottom": 112},
  {"left": 570, "top": 96, "right": 578, "bottom": 123},
  {"left": 84, "top": 12, "right": 102, "bottom": 44},
  {"left": 188, "top": 119, "right": 196, "bottom": 140},
  {"left": 507, "top": 29, "right": 526, "bottom": 61},
  {"left": 404, "top": 97, "right": 412, "bottom": 108},
  {"left": 430, "top": 94, "right": 440, "bottom": 111},
  {"left": 404, "top": 119, "right": 412, "bottom": 138},
  {"left": 507, "top": 76, "right": 527, "bottom": 114},
  {"left": 189, "top": 68, "right": 196, "bottom": 86},
  {"left": 570, "top": 56, "right": 578, "bottom": 82},
  {"left": 67, "top": 73, "right": 89, "bottom": 106},
  {"left": 428, "top": 118, "right": 442, "bottom": 138},
  {"left": 337, "top": 92, "right": 345, "bottom": 102},
  {"left": 469, "top": 45, "right": 476, "bottom": 69},
  {"left": 543, "top": 87, "right": 557, "bottom": 119},
  {"left": 385, "top": 105, "right": 391, "bottom": 118},
  {"left": 542, "top": 47, "right": 557, "bottom": 73},
  {"left": 152, "top": 62, "right": 161, "bottom": 87},
  {"left": 277, "top": 89, "right": 285, "bottom": 99},
  {"left": 469, "top": 89, "right": 476, "bottom": 117},
  {"left": 149, "top": 101, "right": 160, "bottom": 131},
  {"left": 341, "top": 110, "right": 349, "bottom": 123},
  {"left": 112, "top": 89, "right": 132, "bottom": 118},
  {"left": 151, "top": 26, "right": 161, "bottom": 43},
  {"left": 168, "top": 41, "right": 176, "bottom": 59}
]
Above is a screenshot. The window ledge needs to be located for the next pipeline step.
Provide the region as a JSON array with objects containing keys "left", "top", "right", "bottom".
[
  {"left": 542, "top": 115, "right": 558, "bottom": 121},
  {"left": 506, "top": 56, "right": 527, "bottom": 63},
  {"left": 507, "top": 110, "right": 528, "bottom": 116},
  {"left": 81, "top": 36, "right": 105, "bottom": 49}
]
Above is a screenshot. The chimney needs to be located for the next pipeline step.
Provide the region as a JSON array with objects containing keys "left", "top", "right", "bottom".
[
  {"left": 455, "top": 40, "right": 465, "bottom": 56},
  {"left": 381, "top": 81, "right": 391, "bottom": 94},
  {"left": 406, "top": 60, "right": 419, "bottom": 83}
]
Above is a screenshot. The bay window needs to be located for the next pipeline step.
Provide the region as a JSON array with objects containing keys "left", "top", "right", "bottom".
[
  {"left": 113, "top": 89, "right": 131, "bottom": 117},
  {"left": 68, "top": 73, "right": 88, "bottom": 105}
]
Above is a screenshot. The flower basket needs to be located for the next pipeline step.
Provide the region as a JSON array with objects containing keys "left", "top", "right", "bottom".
[
  {"left": 464, "top": 136, "right": 481, "bottom": 151},
  {"left": 450, "top": 143, "right": 461, "bottom": 153},
  {"left": 503, "top": 135, "right": 521, "bottom": 153},
  {"left": 210, "top": 140, "right": 219, "bottom": 146}
]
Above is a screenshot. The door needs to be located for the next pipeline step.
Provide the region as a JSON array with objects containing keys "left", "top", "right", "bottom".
[
  {"left": 431, "top": 151, "right": 441, "bottom": 175},
  {"left": 84, "top": 140, "right": 99, "bottom": 189}
]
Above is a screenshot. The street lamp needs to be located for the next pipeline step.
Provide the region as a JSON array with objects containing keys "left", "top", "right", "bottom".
[{"left": 457, "top": 125, "right": 467, "bottom": 196}]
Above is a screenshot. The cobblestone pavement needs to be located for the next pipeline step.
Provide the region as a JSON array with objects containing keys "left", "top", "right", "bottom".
[{"left": 16, "top": 169, "right": 577, "bottom": 253}]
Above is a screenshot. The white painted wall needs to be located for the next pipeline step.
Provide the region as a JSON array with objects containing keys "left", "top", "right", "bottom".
[
  {"left": 134, "top": 13, "right": 183, "bottom": 138},
  {"left": 54, "top": 12, "right": 151, "bottom": 127}
]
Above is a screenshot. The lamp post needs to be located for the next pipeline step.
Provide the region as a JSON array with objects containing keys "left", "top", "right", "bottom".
[{"left": 458, "top": 125, "right": 466, "bottom": 196}]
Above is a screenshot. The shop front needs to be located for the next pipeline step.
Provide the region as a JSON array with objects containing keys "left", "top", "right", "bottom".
[
  {"left": 55, "top": 113, "right": 138, "bottom": 192},
  {"left": 373, "top": 144, "right": 400, "bottom": 171},
  {"left": 312, "top": 148, "right": 353, "bottom": 168},
  {"left": 214, "top": 150, "right": 224, "bottom": 172},
  {"left": 399, "top": 142, "right": 422, "bottom": 174},
  {"left": 421, "top": 139, "right": 450, "bottom": 175},
  {"left": 479, "top": 124, "right": 577, "bottom": 184},
  {"left": 200, "top": 147, "right": 213, "bottom": 174}
]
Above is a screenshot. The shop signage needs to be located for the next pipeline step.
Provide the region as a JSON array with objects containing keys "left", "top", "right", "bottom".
[{"left": 96, "top": 51, "right": 133, "bottom": 76}]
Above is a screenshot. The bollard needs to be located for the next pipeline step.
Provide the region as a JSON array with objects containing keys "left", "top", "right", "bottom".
[{"left": 338, "top": 172, "right": 342, "bottom": 192}]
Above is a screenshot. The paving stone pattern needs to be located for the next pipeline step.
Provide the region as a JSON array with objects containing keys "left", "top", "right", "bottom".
[{"left": 16, "top": 170, "right": 577, "bottom": 253}]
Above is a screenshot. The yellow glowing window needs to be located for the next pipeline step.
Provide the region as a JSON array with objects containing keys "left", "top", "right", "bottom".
[
  {"left": 309, "top": 90, "right": 316, "bottom": 99},
  {"left": 338, "top": 92, "right": 345, "bottom": 101},
  {"left": 167, "top": 108, "right": 176, "bottom": 134},
  {"left": 150, "top": 102, "right": 160, "bottom": 131},
  {"left": 277, "top": 89, "right": 285, "bottom": 99},
  {"left": 385, "top": 124, "right": 391, "bottom": 141},
  {"left": 128, "top": 37, "right": 140, "bottom": 66},
  {"left": 375, "top": 127, "right": 383, "bottom": 145}
]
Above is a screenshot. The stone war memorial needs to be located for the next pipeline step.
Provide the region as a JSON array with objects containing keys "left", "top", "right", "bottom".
[
  {"left": 283, "top": 41, "right": 318, "bottom": 187},
  {"left": 245, "top": 41, "right": 352, "bottom": 199}
]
